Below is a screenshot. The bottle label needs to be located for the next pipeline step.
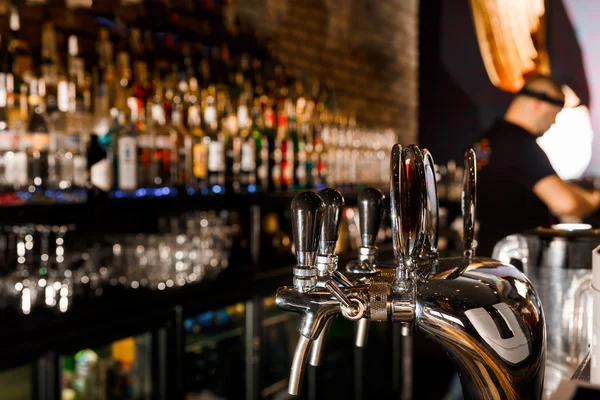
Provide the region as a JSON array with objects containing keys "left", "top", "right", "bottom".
[
  {"left": 193, "top": 142, "right": 208, "bottom": 178},
  {"left": 0, "top": 130, "right": 18, "bottom": 151},
  {"left": 73, "top": 155, "right": 87, "bottom": 187},
  {"left": 27, "top": 133, "right": 50, "bottom": 152},
  {"left": 63, "top": 133, "right": 81, "bottom": 151},
  {"left": 237, "top": 106, "right": 248, "bottom": 129},
  {"left": 207, "top": 141, "right": 223, "bottom": 172},
  {"left": 118, "top": 136, "right": 137, "bottom": 190},
  {"left": 204, "top": 106, "right": 217, "bottom": 126},
  {"left": 271, "top": 164, "right": 281, "bottom": 184},
  {"left": 264, "top": 109, "right": 275, "bottom": 129},
  {"left": 240, "top": 142, "right": 255, "bottom": 172},
  {"left": 155, "top": 136, "right": 172, "bottom": 149},
  {"left": 6, "top": 151, "right": 27, "bottom": 186},
  {"left": 137, "top": 134, "right": 152, "bottom": 148}
]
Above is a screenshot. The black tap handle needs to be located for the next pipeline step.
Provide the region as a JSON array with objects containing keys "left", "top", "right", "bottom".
[
  {"left": 291, "top": 192, "right": 325, "bottom": 267},
  {"left": 358, "top": 187, "right": 385, "bottom": 248},
  {"left": 318, "top": 188, "right": 345, "bottom": 255}
]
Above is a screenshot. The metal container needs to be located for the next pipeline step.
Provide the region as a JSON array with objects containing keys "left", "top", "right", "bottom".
[{"left": 492, "top": 224, "right": 600, "bottom": 397}]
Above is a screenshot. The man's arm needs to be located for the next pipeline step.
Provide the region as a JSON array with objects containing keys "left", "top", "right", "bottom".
[{"left": 533, "top": 175, "right": 600, "bottom": 218}]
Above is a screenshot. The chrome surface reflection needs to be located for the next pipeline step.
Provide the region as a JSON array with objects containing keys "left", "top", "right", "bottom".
[
  {"left": 276, "top": 145, "right": 545, "bottom": 399},
  {"left": 415, "top": 256, "right": 545, "bottom": 400}
]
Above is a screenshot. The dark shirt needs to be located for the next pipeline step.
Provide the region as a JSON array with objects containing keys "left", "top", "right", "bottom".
[{"left": 475, "top": 120, "right": 556, "bottom": 256}]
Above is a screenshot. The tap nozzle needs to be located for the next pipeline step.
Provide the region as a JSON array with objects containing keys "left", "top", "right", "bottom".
[{"left": 291, "top": 191, "right": 325, "bottom": 292}]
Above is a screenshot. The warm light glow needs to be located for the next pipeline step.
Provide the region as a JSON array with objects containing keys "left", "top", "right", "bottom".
[
  {"left": 551, "top": 223, "right": 592, "bottom": 231},
  {"left": 470, "top": 0, "right": 548, "bottom": 92},
  {"left": 538, "top": 105, "right": 593, "bottom": 180}
]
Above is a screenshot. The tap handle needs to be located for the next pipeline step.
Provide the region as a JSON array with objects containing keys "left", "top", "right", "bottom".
[
  {"left": 318, "top": 188, "right": 345, "bottom": 255},
  {"left": 462, "top": 148, "right": 477, "bottom": 257},
  {"left": 391, "top": 144, "right": 426, "bottom": 265},
  {"left": 291, "top": 192, "right": 325, "bottom": 267},
  {"left": 401, "top": 145, "right": 426, "bottom": 263},
  {"left": 422, "top": 149, "right": 439, "bottom": 255},
  {"left": 390, "top": 144, "right": 404, "bottom": 262},
  {"left": 358, "top": 187, "right": 385, "bottom": 248}
]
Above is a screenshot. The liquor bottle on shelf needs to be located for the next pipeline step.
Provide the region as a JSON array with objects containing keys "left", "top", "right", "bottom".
[
  {"left": 223, "top": 100, "right": 240, "bottom": 194},
  {"left": 25, "top": 79, "right": 51, "bottom": 193},
  {"left": 117, "top": 102, "right": 137, "bottom": 192},
  {"left": 0, "top": 2, "right": 398, "bottom": 202},
  {"left": 250, "top": 97, "right": 268, "bottom": 192},
  {"left": 264, "top": 98, "right": 279, "bottom": 192},
  {"left": 188, "top": 98, "right": 207, "bottom": 193},
  {"left": 312, "top": 108, "right": 327, "bottom": 189},
  {"left": 170, "top": 98, "right": 191, "bottom": 189},
  {"left": 64, "top": 35, "right": 91, "bottom": 193},
  {"left": 0, "top": 74, "right": 19, "bottom": 200},
  {"left": 204, "top": 85, "right": 224, "bottom": 193},
  {"left": 7, "top": 5, "right": 32, "bottom": 90},
  {"left": 278, "top": 99, "right": 294, "bottom": 192},
  {"left": 149, "top": 90, "right": 172, "bottom": 188},
  {"left": 237, "top": 87, "right": 255, "bottom": 193},
  {"left": 134, "top": 99, "right": 152, "bottom": 189}
]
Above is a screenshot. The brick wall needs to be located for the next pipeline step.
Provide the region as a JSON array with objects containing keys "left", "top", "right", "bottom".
[{"left": 234, "top": 0, "right": 418, "bottom": 144}]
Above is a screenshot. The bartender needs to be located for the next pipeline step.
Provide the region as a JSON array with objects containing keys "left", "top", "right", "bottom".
[{"left": 475, "top": 75, "right": 600, "bottom": 256}]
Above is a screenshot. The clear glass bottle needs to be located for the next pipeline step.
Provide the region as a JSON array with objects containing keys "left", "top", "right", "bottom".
[
  {"left": 203, "top": 85, "right": 224, "bottom": 191},
  {"left": 169, "top": 100, "right": 191, "bottom": 188},
  {"left": 25, "top": 79, "right": 51, "bottom": 192},
  {"left": 188, "top": 102, "right": 207, "bottom": 192},
  {"left": 117, "top": 100, "right": 138, "bottom": 192}
]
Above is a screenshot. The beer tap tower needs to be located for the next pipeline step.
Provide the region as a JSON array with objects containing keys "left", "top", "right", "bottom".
[{"left": 276, "top": 144, "right": 546, "bottom": 399}]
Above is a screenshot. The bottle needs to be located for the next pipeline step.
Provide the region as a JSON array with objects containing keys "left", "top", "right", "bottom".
[
  {"left": 169, "top": 101, "right": 191, "bottom": 188},
  {"left": 187, "top": 102, "right": 207, "bottom": 192},
  {"left": 0, "top": 73, "right": 18, "bottom": 194},
  {"left": 237, "top": 90, "right": 255, "bottom": 193},
  {"left": 263, "top": 98, "right": 278, "bottom": 192},
  {"left": 25, "top": 79, "right": 51, "bottom": 192},
  {"left": 203, "top": 86, "right": 224, "bottom": 192},
  {"left": 118, "top": 102, "right": 137, "bottom": 192},
  {"left": 7, "top": 6, "right": 32, "bottom": 89},
  {"left": 134, "top": 99, "right": 151, "bottom": 189},
  {"left": 223, "top": 101, "right": 240, "bottom": 193},
  {"left": 149, "top": 100, "right": 171, "bottom": 187},
  {"left": 7, "top": 81, "right": 27, "bottom": 191},
  {"left": 293, "top": 110, "right": 307, "bottom": 191},
  {"left": 312, "top": 107, "right": 327, "bottom": 188},
  {"left": 250, "top": 98, "right": 268, "bottom": 192},
  {"left": 278, "top": 100, "right": 293, "bottom": 192},
  {"left": 40, "top": 23, "right": 60, "bottom": 118}
]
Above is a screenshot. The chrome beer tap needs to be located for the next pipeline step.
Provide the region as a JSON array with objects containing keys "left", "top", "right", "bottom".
[
  {"left": 346, "top": 187, "right": 387, "bottom": 276},
  {"left": 310, "top": 188, "right": 348, "bottom": 366},
  {"left": 277, "top": 145, "right": 546, "bottom": 399},
  {"left": 276, "top": 191, "right": 368, "bottom": 395}
]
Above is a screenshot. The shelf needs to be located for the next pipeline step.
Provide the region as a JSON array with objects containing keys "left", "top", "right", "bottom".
[
  {"left": 0, "top": 244, "right": 395, "bottom": 372},
  {"left": 0, "top": 187, "right": 379, "bottom": 226}
]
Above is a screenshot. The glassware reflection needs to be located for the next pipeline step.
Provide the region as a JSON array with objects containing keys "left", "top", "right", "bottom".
[{"left": 0, "top": 210, "right": 235, "bottom": 314}]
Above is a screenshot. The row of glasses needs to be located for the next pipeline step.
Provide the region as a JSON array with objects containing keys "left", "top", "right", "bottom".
[
  {"left": 0, "top": 210, "right": 236, "bottom": 314},
  {"left": 105, "top": 211, "right": 235, "bottom": 291},
  {"left": 0, "top": 224, "right": 76, "bottom": 314}
]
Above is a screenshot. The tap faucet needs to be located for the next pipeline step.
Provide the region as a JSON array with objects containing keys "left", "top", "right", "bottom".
[
  {"left": 277, "top": 145, "right": 546, "bottom": 399},
  {"left": 346, "top": 187, "right": 387, "bottom": 275}
]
